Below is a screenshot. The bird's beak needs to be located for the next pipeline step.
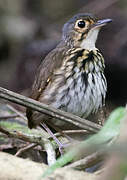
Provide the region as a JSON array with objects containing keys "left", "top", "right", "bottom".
[{"left": 93, "top": 19, "right": 112, "bottom": 29}]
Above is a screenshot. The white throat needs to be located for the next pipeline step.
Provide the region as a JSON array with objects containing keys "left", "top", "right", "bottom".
[{"left": 80, "top": 29, "right": 99, "bottom": 50}]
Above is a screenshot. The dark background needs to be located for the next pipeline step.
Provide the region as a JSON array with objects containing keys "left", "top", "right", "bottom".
[{"left": 0, "top": 0, "right": 127, "bottom": 108}]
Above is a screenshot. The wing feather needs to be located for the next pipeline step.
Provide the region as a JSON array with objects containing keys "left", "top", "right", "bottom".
[
  {"left": 30, "top": 41, "right": 67, "bottom": 100},
  {"left": 26, "top": 41, "right": 68, "bottom": 128}
]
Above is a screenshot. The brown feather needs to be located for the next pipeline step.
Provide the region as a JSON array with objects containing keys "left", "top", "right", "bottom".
[
  {"left": 26, "top": 41, "right": 70, "bottom": 128},
  {"left": 30, "top": 41, "right": 69, "bottom": 100}
]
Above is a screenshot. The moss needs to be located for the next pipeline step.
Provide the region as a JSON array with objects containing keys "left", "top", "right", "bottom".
[{"left": 0, "top": 121, "right": 43, "bottom": 136}]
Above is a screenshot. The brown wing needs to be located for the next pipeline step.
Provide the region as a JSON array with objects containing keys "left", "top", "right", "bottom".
[
  {"left": 30, "top": 41, "right": 68, "bottom": 100},
  {"left": 26, "top": 41, "right": 68, "bottom": 128}
]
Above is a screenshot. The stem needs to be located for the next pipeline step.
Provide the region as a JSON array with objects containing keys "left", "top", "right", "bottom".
[{"left": 0, "top": 87, "right": 101, "bottom": 133}]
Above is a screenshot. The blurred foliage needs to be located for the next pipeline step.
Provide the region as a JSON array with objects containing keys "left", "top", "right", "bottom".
[{"left": 42, "top": 107, "right": 127, "bottom": 177}]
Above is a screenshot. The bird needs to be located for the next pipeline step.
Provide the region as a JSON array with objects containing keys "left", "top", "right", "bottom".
[{"left": 26, "top": 13, "right": 112, "bottom": 134}]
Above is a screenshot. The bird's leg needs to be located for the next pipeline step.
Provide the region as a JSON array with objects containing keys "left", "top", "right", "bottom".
[
  {"left": 46, "top": 121, "right": 74, "bottom": 142},
  {"left": 46, "top": 121, "right": 77, "bottom": 148},
  {"left": 40, "top": 122, "right": 65, "bottom": 155}
]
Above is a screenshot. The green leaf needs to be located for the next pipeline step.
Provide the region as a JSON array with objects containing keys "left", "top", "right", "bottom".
[
  {"left": 41, "top": 107, "right": 126, "bottom": 178},
  {"left": 97, "top": 107, "right": 126, "bottom": 142}
]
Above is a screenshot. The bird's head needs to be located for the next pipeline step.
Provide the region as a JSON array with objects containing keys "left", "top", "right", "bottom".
[{"left": 62, "top": 13, "right": 112, "bottom": 50}]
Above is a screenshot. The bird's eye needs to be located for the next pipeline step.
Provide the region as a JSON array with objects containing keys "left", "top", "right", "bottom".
[{"left": 77, "top": 20, "right": 86, "bottom": 28}]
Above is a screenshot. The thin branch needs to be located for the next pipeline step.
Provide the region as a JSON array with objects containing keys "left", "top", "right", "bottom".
[
  {"left": 44, "top": 141, "right": 56, "bottom": 166},
  {"left": 0, "top": 114, "right": 19, "bottom": 120},
  {"left": 15, "top": 143, "right": 37, "bottom": 156},
  {"left": 0, "top": 125, "right": 56, "bottom": 166},
  {"left": 7, "top": 104, "right": 27, "bottom": 121},
  {"left": 65, "top": 151, "right": 103, "bottom": 169},
  {"left": 0, "top": 125, "right": 47, "bottom": 147},
  {"left": 0, "top": 87, "right": 101, "bottom": 133},
  {"left": 54, "top": 130, "right": 89, "bottom": 137}
]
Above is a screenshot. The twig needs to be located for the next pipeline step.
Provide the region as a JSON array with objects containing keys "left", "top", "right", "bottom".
[
  {"left": 65, "top": 151, "right": 103, "bottom": 169},
  {"left": 0, "top": 114, "right": 19, "bottom": 120},
  {"left": 15, "top": 143, "right": 37, "bottom": 156},
  {"left": 0, "top": 125, "right": 47, "bottom": 147},
  {"left": 7, "top": 104, "right": 27, "bottom": 121},
  {"left": 44, "top": 141, "right": 56, "bottom": 166},
  {"left": 94, "top": 168, "right": 105, "bottom": 175},
  {"left": 54, "top": 129, "right": 89, "bottom": 137},
  {"left": 0, "top": 144, "right": 13, "bottom": 151},
  {"left": 0, "top": 125, "right": 56, "bottom": 166},
  {"left": 0, "top": 87, "right": 101, "bottom": 133}
]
